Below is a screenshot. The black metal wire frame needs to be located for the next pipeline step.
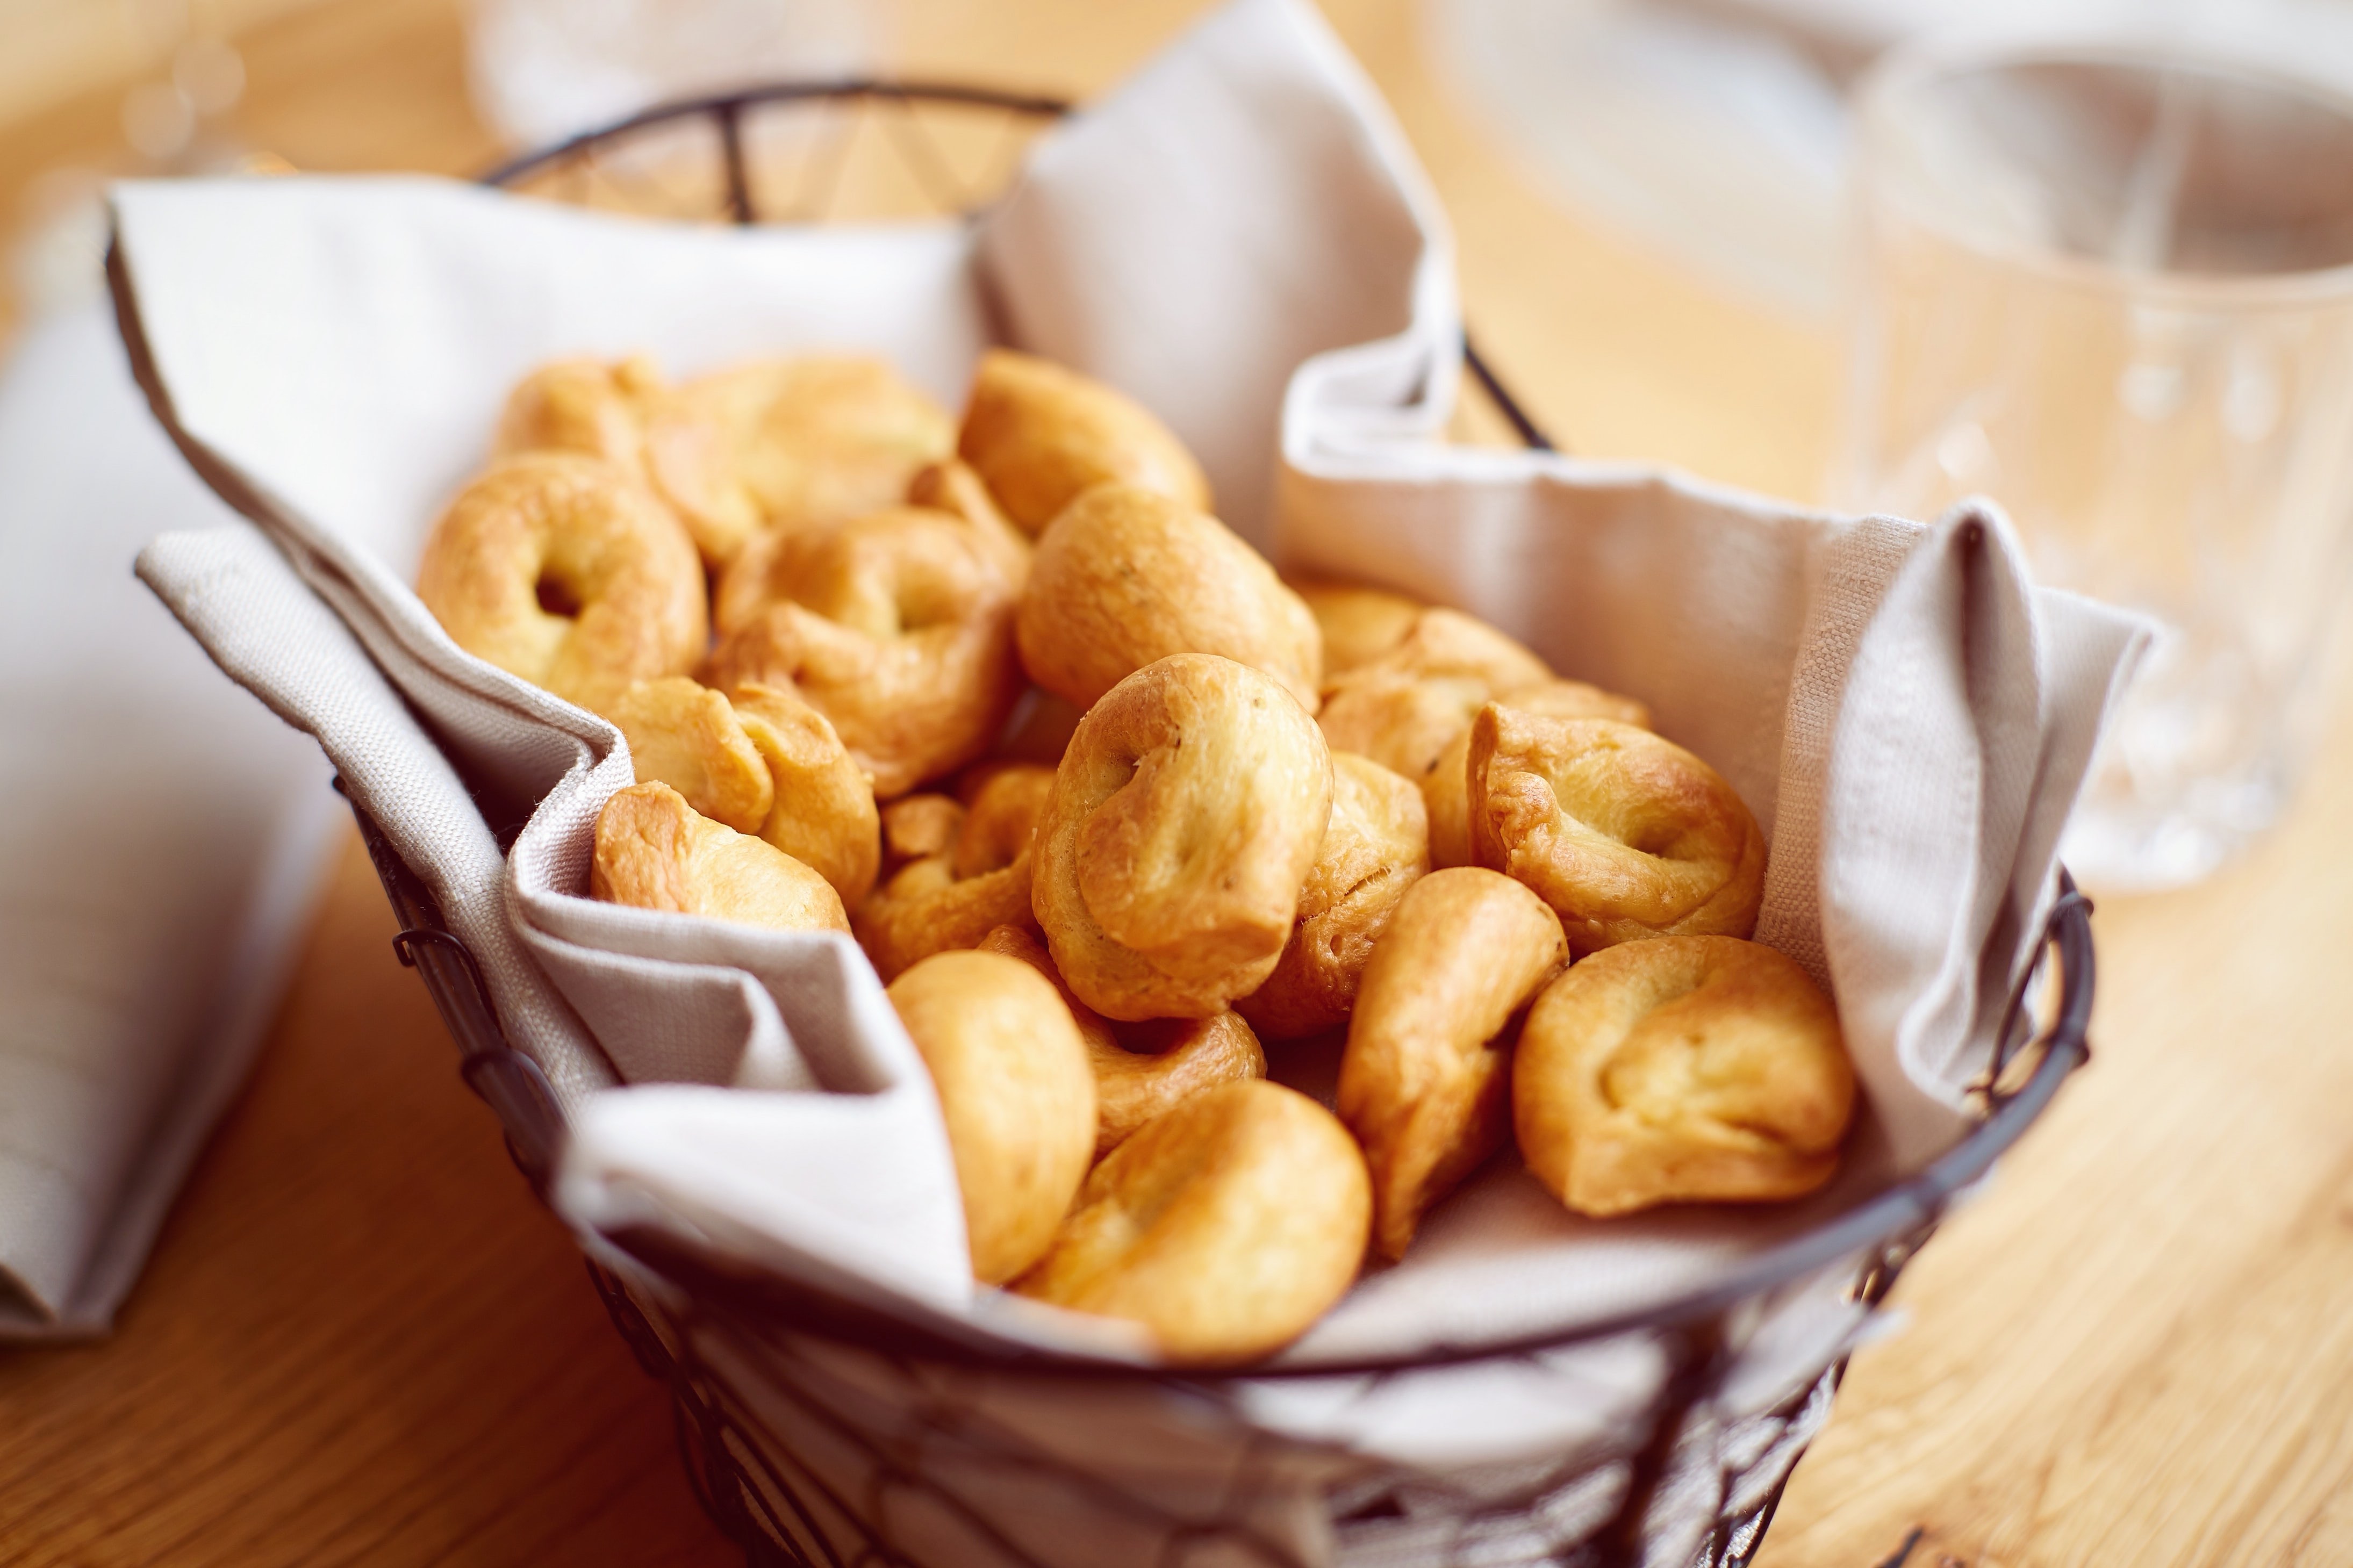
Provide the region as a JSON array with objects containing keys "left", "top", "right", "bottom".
[{"left": 478, "top": 78, "right": 1563, "bottom": 454}]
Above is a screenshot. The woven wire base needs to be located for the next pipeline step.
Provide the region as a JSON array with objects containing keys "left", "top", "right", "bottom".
[{"left": 319, "top": 77, "right": 2100, "bottom": 1568}]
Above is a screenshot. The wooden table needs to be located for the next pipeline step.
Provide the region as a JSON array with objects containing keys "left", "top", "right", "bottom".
[{"left": 5, "top": 2, "right": 2350, "bottom": 1563}]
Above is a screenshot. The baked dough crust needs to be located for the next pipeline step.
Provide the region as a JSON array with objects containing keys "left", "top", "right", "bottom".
[
  {"left": 887, "top": 949, "right": 1096, "bottom": 1284},
  {"left": 1466, "top": 706, "right": 1765, "bottom": 955},
  {"left": 956, "top": 349, "right": 1210, "bottom": 534},
  {"left": 1013, "top": 1080, "right": 1369, "bottom": 1365},
  {"left": 1237, "top": 753, "right": 1429, "bottom": 1041},
  {"left": 1032, "top": 654, "right": 1335, "bottom": 1022},
  {"left": 704, "top": 507, "right": 1023, "bottom": 798},
  {"left": 1016, "top": 484, "right": 1322, "bottom": 714},
  {"left": 1515, "top": 935, "right": 1854, "bottom": 1216},
  {"left": 1336, "top": 867, "right": 1566, "bottom": 1261},
  {"left": 979, "top": 925, "right": 1264, "bottom": 1158},
  {"left": 414, "top": 452, "right": 706, "bottom": 715},
  {"left": 589, "top": 781, "right": 849, "bottom": 934},
  {"left": 852, "top": 765, "right": 1054, "bottom": 979}
]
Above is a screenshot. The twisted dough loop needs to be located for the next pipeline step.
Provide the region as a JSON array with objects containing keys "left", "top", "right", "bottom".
[
  {"left": 853, "top": 765, "right": 1054, "bottom": 980},
  {"left": 415, "top": 453, "right": 708, "bottom": 716},
  {"left": 1237, "top": 753, "right": 1430, "bottom": 1042},
  {"left": 1467, "top": 707, "right": 1766, "bottom": 955},
  {"left": 1516, "top": 936, "right": 1855, "bottom": 1216},
  {"left": 1424, "top": 680, "right": 1653, "bottom": 869},
  {"left": 1337, "top": 868, "right": 1567, "bottom": 1261},
  {"left": 979, "top": 925, "right": 1264, "bottom": 1158},
  {"left": 1013, "top": 1080, "right": 1369, "bottom": 1366},
  {"left": 1316, "top": 607, "right": 1556, "bottom": 782},
  {"left": 655, "top": 356, "right": 953, "bottom": 563},
  {"left": 887, "top": 950, "right": 1096, "bottom": 1285},
  {"left": 1017, "top": 485, "right": 1323, "bottom": 714},
  {"left": 608, "top": 678, "right": 881, "bottom": 908},
  {"left": 957, "top": 349, "right": 1210, "bottom": 535},
  {"left": 1034, "top": 655, "right": 1335, "bottom": 1022},
  {"left": 590, "top": 782, "right": 849, "bottom": 934},
  {"left": 705, "top": 507, "right": 1022, "bottom": 799}
]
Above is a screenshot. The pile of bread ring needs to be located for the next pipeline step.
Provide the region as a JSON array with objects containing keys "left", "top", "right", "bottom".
[{"left": 417, "top": 347, "right": 1859, "bottom": 1366}]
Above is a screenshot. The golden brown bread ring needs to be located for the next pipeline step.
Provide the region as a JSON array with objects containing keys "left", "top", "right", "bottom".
[
  {"left": 590, "top": 782, "right": 849, "bottom": 933},
  {"left": 1293, "top": 580, "right": 1427, "bottom": 677},
  {"left": 1515, "top": 936, "right": 1855, "bottom": 1216},
  {"left": 1236, "top": 753, "right": 1429, "bottom": 1041},
  {"left": 906, "top": 457, "right": 1033, "bottom": 591},
  {"left": 1033, "top": 654, "right": 1335, "bottom": 1023},
  {"left": 607, "top": 678, "right": 881, "bottom": 907},
  {"left": 492, "top": 355, "right": 668, "bottom": 477},
  {"left": 955, "top": 349, "right": 1210, "bottom": 535},
  {"left": 1015, "top": 485, "right": 1322, "bottom": 715},
  {"left": 1012, "top": 1080, "right": 1369, "bottom": 1365},
  {"left": 1466, "top": 707, "right": 1766, "bottom": 956},
  {"left": 880, "top": 793, "right": 965, "bottom": 869},
  {"left": 415, "top": 452, "right": 707, "bottom": 715},
  {"left": 852, "top": 765, "right": 1054, "bottom": 980},
  {"left": 1423, "top": 681, "right": 1654, "bottom": 869},
  {"left": 650, "top": 356, "right": 953, "bottom": 564},
  {"left": 704, "top": 507, "right": 1023, "bottom": 799},
  {"left": 978, "top": 926, "right": 1264, "bottom": 1157},
  {"left": 1336, "top": 867, "right": 1567, "bottom": 1261},
  {"left": 886, "top": 949, "right": 1096, "bottom": 1284},
  {"left": 1314, "top": 606, "right": 1558, "bottom": 781}
]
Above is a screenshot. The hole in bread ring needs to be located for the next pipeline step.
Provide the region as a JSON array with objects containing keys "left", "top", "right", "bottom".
[
  {"left": 705, "top": 508, "right": 1022, "bottom": 799},
  {"left": 1034, "top": 654, "right": 1334, "bottom": 1022},
  {"left": 415, "top": 452, "right": 707, "bottom": 715},
  {"left": 1466, "top": 706, "right": 1766, "bottom": 956},
  {"left": 1515, "top": 935, "right": 1856, "bottom": 1216}
]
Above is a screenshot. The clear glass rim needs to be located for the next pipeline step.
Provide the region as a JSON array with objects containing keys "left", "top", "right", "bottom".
[{"left": 1854, "top": 37, "right": 2353, "bottom": 307}]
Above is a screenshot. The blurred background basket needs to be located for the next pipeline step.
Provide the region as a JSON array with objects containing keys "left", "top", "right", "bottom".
[{"left": 339, "top": 79, "right": 2096, "bottom": 1568}]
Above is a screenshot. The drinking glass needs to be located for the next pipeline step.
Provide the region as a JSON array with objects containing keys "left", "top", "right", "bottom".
[{"left": 1835, "top": 42, "right": 2353, "bottom": 891}]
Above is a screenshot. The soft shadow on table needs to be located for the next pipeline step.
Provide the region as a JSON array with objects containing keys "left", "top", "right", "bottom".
[{"left": 0, "top": 826, "right": 736, "bottom": 1567}]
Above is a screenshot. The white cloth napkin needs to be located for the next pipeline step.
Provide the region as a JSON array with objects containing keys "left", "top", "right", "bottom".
[
  {"left": 115, "top": 0, "right": 2141, "bottom": 1423},
  {"left": 0, "top": 305, "right": 341, "bottom": 1338}
]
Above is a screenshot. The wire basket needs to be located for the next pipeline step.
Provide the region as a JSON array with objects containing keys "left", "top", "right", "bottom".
[{"left": 336, "top": 80, "right": 2096, "bottom": 1568}]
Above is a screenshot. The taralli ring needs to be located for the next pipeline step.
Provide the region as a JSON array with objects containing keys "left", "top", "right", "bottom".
[
  {"left": 1013, "top": 1080, "right": 1369, "bottom": 1365},
  {"left": 979, "top": 925, "right": 1264, "bottom": 1157},
  {"left": 955, "top": 349, "right": 1210, "bottom": 534},
  {"left": 886, "top": 950, "right": 1096, "bottom": 1285},
  {"left": 608, "top": 678, "right": 881, "bottom": 907},
  {"left": 1466, "top": 706, "right": 1766, "bottom": 955},
  {"left": 1423, "top": 679, "right": 1653, "bottom": 869},
  {"left": 1016, "top": 484, "right": 1323, "bottom": 714},
  {"left": 590, "top": 782, "right": 850, "bottom": 934},
  {"left": 1032, "top": 653, "right": 1335, "bottom": 1022},
  {"left": 1515, "top": 935, "right": 1856, "bottom": 1215},
  {"left": 1237, "top": 753, "right": 1430, "bottom": 1041},
  {"left": 1337, "top": 867, "right": 1567, "bottom": 1261},
  {"left": 853, "top": 765, "right": 1055, "bottom": 980},
  {"left": 654, "top": 356, "right": 953, "bottom": 562},
  {"left": 414, "top": 452, "right": 707, "bottom": 715},
  {"left": 705, "top": 507, "right": 1023, "bottom": 798}
]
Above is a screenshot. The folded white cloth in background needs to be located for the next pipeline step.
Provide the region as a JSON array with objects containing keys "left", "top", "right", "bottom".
[
  {"left": 116, "top": 0, "right": 2141, "bottom": 1478},
  {"left": 0, "top": 306, "right": 341, "bottom": 1339}
]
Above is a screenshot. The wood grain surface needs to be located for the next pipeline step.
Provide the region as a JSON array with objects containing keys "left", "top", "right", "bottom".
[{"left": 4, "top": 1, "right": 2350, "bottom": 1564}]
